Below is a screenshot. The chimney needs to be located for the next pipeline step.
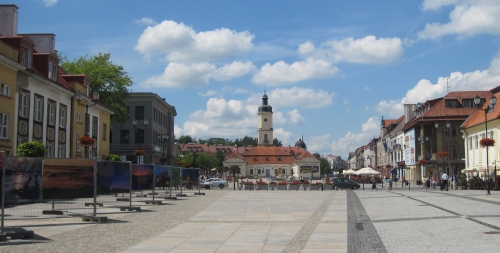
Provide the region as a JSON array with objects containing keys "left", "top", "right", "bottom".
[
  {"left": 21, "top": 34, "right": 56, "bottom": 54},
  {"left": 0, "top": 5, "right": 19, "bottom": 36}
]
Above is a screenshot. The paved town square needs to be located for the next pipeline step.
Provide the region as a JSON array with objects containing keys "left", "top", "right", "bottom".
[{"left": 1, "top": 185, "right": 499, "bottom": 253}]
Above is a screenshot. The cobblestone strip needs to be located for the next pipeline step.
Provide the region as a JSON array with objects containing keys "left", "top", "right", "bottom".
[
  {"left": 347, "top": 190, "right": 387, "bottom": 253},
  {"left": 282, "top": 193, "right": 336, "bottom": 253}
]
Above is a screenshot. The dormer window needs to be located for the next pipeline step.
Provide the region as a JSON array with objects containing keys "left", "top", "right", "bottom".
[
  {"left": 266, "top": 157, "right": 270, "bottom": 161},
  {"left": 27, "top": 50, "right": 32, "bottom": 68},
  {"left": 48, "top": 62, "right": 57, "bottom": 81},
  {"left": 445, "top": 99, "right": 458, "bottom": 108},
  {"left": 253, "top": 158, "right": 257, "bottom": 161}
]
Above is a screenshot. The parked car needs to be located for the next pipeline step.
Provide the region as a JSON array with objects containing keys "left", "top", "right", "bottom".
[
  {"left": 202, "top": 178, "right": 229, "bottom": 188},
  {"left": 331, "top": 177, "right": 360, "bottom": 189}
]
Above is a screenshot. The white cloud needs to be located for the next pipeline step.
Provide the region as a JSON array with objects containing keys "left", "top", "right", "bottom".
[
  {"left": 421, "top": 0, "right": 460, "bottom": 11},
  {"left": 252, "top": 58, "right": 339, "bottom": 86},
  {"left": 198, "top": 90, "right": 217, "bottom": 97},
  {"left": 245, "top": 88, "right": 335, "bottom": 109},
  {"left": 174, "top": 93, "right": 309, "bottom": 142},
  {"left": 43, "top": 0, "right": 57, "bottom": 6},
  {"left": 327, "top": 117, "right": 379, "bottom": 158},
  {"left": 298, "top": 36, "right": 404, "bottom": 64},
  {"left": 142, "top": 62, "right": 215, "bottom": 88},
  {"left": 376, "top": 56, "right": 500, "bottom": 117},
  {"left": 134, "top": 17, "right": 157, "bottom": 26},
  {"left": 213, "top": 61, "right": 255, "bottom": 81},
  {"left": 135, "top": 20, "right": 254, "bottom": 62},
  {"left": 141, "top": 61, "right": 254, "bottom": 88},
  {"left": 418, "top": 1, "right": 500, "bottom": 40},
  {"left": 274, "top": 128, "right": 293, "bottom": 144}
]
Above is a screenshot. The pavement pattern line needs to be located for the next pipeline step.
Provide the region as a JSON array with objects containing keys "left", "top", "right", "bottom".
[
  {"left": 281, "top": 192, "right": 336, "bottom": 253},
  {"left": 427, "top": 190, "right": 500, "bottom": 205},
  {"left": 393, "top": 192, "right": 500, "bottom": 231},
  {"left": 348, "top": 190, "right": 387, "bottom": 253}
]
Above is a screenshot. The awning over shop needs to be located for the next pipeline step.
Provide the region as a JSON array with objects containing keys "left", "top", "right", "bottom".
[{"left": 389, "top": 168, "right": 397, "bottom": 174}]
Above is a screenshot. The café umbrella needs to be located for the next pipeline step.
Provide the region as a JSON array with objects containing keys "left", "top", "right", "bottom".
[{"left": 355, "top": 167, "right": 381, "bottom": 190}]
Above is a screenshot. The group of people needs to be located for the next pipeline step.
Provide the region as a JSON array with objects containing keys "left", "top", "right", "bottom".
[{"left": 422, "top": 172, "right": 460, "bottom": 191}]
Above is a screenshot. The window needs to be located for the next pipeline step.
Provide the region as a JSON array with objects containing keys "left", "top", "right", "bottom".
[
  {"left": 135, "top": 129, "right": 144, "bottom": 144},
  {"left": 0, "top": 112, "right": 8, "bottom": 139},
  {"left": 48, "top": 62, "right": 57, "bottom": 81},
  {"left": 102, "top": 123, "right": 107, "bottom": 140},
  {"left": 34, "top": 97, "right": 42, "bottom": 121},
  {"left": 19, "top": 93, "right": 28, "bottom": 117},
  {"left": 445, "top": 99, "right": 458, "bottom": 108},
  {"left": 1, "top": 83, "right": 10, "bottom": 96},
  {"left": 475, "top": 135, "right": 478, "bottom": 149},
  {"left": 46, "top": 142, "right": 54, "bottom": 158},
  {"left": 21, "top": 48, "right": 26, "bottom": 65},
  {"left": 76, "top": 133, "right": 81, "bottom": 151},
  {"left": 249, "top": 169, "right": 254, "bottom": 175},
  {"left": 92, "top": 117, "right": 98, "bottom": 137},
  {"left": 135, "top": 106, "right": 144, "bottom": 120},
  {"left": 488, "top": 130, "right": 494, "bottom": 139},
  {"left": 120, "top": 130, "right": 129, "bottom": 143},
  {"left": 451, "top": 125, "right": 457, "bottom": 136},
  {"left": 48, "top": 103, "right": 55, "bottom": 125},
  {"left": 58, "top": 144, "right": 66, "bottom": 158},
  {"left": 59, "top": 106, "right": 66, "bottom": 128},
  {"left": 48, "top": 62, "right": 53, "bottom": 80},
  {"left": 462, "top": 99, "right": 474, "bottom": 108},
  {"left": 77, "top": 113, "right": 82, "bottom": 122},
  {"left": 469, "top": 137, "right": 473, "bottom": 150},
  {"left": 27, "top": 50, "right": 32, "bottom": 68}
]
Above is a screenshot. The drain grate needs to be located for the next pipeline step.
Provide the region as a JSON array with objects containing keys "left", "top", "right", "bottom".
[
  {"left": 355, "top": 223, "right": 364, "bottom": 230},
  {"left": 484, "top": 231, "right": 500, "bottom": 234}
]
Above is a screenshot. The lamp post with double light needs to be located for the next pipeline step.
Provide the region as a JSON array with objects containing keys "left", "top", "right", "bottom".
[
  {"left": 474, "top": 94, "right": 497, "bottom": 195},
  {"left": 75, "top": 90, "right": 99, "bottom": 158},
  {"left": 435, "top": 121, "right": 451, "bottom": 190},
  {"left": 132, "top": 119, "right": 148, "bottom": 164}
]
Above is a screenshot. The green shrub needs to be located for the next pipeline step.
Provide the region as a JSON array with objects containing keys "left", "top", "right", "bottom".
[
  {"left": 17, "top": 141, "right": 46, "bottom": 157},
  {"left": 106, "top": 154, "right": 121, "bottom": 161}
]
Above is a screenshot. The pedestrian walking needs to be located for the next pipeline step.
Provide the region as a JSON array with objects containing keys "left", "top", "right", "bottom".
[
  {"left": 426, "top": 176, "right": 431, "bottom": 190},
  {"left": 402, "top": 175, "right": 406, "bottom": 187},
  {"left": 431, "top": 176, "right": 436, "bottom": 190},
  {"left": 452, "top": 175, "right": 459, "bottom": 190},
  {"left": 371, "top": 177, "right": 378, "bottom": 191},
  {"left": 422, "top": 177, "right": 428, "bottom": 191},
  {"left": 441, "top": 172, "right": 449, "bottom": 191},
  {"left": 386, "top": 177, "right": 392, "bottom": 191}
]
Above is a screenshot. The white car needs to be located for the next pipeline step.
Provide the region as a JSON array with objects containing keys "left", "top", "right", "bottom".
[{"left": 202, "top": 178, "right": 229, "bottom": 188}]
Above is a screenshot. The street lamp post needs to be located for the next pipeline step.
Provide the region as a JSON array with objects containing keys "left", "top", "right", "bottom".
[
  {"left": 75, "top": 90, "right": 99, "bottom": 158},
  {"left": 474, "top": 94, "right": 497, "bottom": 195},
  {"left": 132, "top": 119, "right": 149, "bottom": 164},
  {"left": 435, "top": 121, "right": 451, "bottom": 190}
]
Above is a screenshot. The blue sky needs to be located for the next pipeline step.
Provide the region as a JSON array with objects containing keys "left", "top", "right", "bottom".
[{"left": 7, "top": 0, "right": 500, "bottom": 159}]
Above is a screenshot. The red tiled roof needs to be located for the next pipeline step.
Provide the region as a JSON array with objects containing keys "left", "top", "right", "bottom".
[
  {"left": 462, "top": 93, "right": 500, "bottom": 128},
  {"left": 404, "top": 90, "right": 494, "bottom": 130}
]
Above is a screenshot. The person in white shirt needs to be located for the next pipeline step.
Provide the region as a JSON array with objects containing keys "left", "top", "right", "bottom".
[{"left": 441, "top": 172, "right": 449, "bottom": 191}]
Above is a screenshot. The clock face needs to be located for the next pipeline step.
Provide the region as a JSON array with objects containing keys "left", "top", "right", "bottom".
[{"left": 264, "top": 118, "right": 268, "bottom": 122}]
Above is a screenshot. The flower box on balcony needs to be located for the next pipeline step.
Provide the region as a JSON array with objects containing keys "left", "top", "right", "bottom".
[{"left": 480, "top": 138, "right": 495, "bottom": 147}]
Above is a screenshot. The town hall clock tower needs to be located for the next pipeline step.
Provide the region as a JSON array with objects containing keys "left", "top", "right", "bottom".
[{"left": 258, "top": 92, "right": 273, "bottom": 146}]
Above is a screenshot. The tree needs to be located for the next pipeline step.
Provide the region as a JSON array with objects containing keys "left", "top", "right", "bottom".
[
  {"left": 234, "top": 136, "right": 258, "bottom": 147},
  {"left": 320, "top": 158, "right": 332, "bottom": 175},
  {"left": 196, "top": 152, "right": 218, "bottom": 175},
  {"left": 273, "top": 138, "right": 283, "bottom": 147},
  {"left": 215, "top": 150, "right": 225, "bottom": 168},
  {"left": 17, "top": 141, "right": 46, "bottom": 157},
  {"left": 61, "top": 53, "right": 132, "bottom": 123},
  {"left": 178, "top": 135, "right": 197, "bottom": 144}
]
